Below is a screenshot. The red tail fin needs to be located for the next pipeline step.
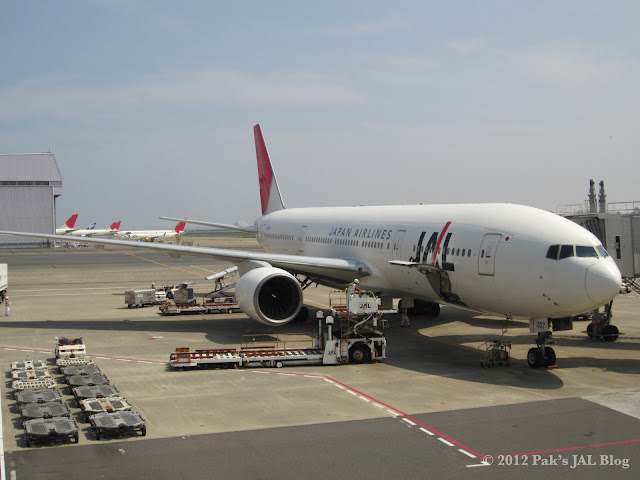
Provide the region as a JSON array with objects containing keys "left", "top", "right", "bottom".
[
  {"left": 66, "top": 214, "right": 78, "bottom": 229},
  {"left": 254, "top": 124, "right": 285, "bottom": 215},
  {"left": 175, "top": 221, "right": 186, "bottom": 233},
  {"left": 116, "top": 221, "right": 121, "bottom": 230},
  {"left": 109, "top": 221, "right": 118, "bottom": 230}
]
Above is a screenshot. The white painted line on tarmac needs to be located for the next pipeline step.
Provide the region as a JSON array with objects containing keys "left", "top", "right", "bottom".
[
  {"left": 115, "top": 359, "right": 132, "bottom": 362},
  {"left": 402, "top": 418, "right": 417, "bottom": 426},
  {"left": 253, "top": 371, "right": 270, "bottom": 374},
  {"left": 458, "top": 449, "right": 476, "bottom": 459},
  {"left": 419, "top": 427, "right": 435, "bottom": 436},
  {"left": 467, "top": 462, "right": 491, "bottom": 468},
  {"left": 358, "top": 396, "right": 370, "bottom": 403},
  {"left": 438, "top": 438, "right": 455, "bottom": 447},
  {"left": 386, "top": 409, "right": 400, "bottom": 417}
]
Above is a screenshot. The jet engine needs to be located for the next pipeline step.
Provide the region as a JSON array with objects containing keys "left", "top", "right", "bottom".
[{"left": 235, "top": 267, "right": 303, "bottom": 326}]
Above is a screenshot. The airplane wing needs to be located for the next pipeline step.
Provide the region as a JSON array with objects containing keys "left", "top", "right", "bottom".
[
  {"left": 159, "top": 217, "right": 257, "bottom": 234},
  {"left": 0, "top": 231, "right": 371, "bottom": 280}
]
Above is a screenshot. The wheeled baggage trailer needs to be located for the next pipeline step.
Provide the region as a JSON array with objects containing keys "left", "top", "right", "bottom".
[
  {"left": 12, "top": 378, "right": 57, "bottom": 391},
  {"left": 15, "top": 389, "right": 63, "bottom": 405},
  {"left": 73, "top": 384, "right": 120, "bottom": 400},
  {"left": 11, "top": 360, "right": 48, "bottom": 370},
  {"left": 20, "top": 402, "right": 71, "bottom": 421},
  {"left": 90, "top": 411, "right": 146, "bottom": 439},
  {"left": 60, "top": 365, "right": 101, "bottom": 377},
  {"left": 66, "top": 374, "right": 110, "bottom": 387},
  {"left": 24, "top": 417, "right": 79, "bottom": 447},
  {"left": 11, "top": 368, "right": 52, "bottom": 380},
  {"left": 79, "top": 397, "right": 131, "bottom": 420},
  {"left": 56, "top": 356, "right": 94, "bottom": 368}
]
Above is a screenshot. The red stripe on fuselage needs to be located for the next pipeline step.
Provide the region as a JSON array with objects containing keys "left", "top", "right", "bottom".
[{"left": 431, "top": 221, "right": 452, "bottom": 265}]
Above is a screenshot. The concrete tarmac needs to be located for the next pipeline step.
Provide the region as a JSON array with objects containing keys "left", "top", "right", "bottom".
[{"left": 1, "top": 243, "right": 639, "bottom": 479}]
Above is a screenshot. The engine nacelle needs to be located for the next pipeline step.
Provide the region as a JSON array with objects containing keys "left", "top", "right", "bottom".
[{"left": 235, "top": 267, "right": 303, "bottom": 326}]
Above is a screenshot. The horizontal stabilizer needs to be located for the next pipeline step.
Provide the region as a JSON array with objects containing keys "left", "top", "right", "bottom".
[{"left": 159, "top": 217, "right": 257, "bottom": 234}]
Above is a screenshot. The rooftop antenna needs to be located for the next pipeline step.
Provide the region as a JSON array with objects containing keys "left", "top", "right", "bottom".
[
  {"left": 588, "top": 179, "right": 597, "bottom": 214},
  {"left": 598, "top": 181, "right": 607, "bottom": 213}
]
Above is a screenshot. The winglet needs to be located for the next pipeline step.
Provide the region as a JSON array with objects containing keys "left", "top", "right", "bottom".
[
  {"left": 175, "top": 221, "right": 186, "bottom": 233},
  {"left": 254, "top": 124, "right": 285, "bottom": 215},
  {"left": 65, "top": 214, "right": 78, "bottom": 229}
]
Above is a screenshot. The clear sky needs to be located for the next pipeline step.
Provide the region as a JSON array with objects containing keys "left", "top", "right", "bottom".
[{"left": 1, "top": 1, "right": 638, "bottom": 229}]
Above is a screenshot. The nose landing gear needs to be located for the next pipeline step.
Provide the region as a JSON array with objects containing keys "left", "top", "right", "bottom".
[{"left": 527, "top": 331, "right": 556, "bottom": 368}]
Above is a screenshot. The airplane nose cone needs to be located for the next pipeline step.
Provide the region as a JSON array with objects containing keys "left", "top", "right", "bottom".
[{"left": 585, "top": 262, "right": 622, "bottom": 304}]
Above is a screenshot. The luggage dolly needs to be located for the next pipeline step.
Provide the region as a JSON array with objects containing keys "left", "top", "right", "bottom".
[
  {"left": 90, "top": 411, "right": 146, "bottom": 440},
  {"left": 24, "top": 417, "right": 79, "bottom": 447}
]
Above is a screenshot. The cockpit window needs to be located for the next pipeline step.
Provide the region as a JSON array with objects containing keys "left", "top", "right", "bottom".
[
  {"left": 559, "top": 245, "right": 575, "bottom": 259},
  {"left": 546, "top": 245, "right": 559, "bottom": 260},
  {"left": 576, "top": 246, "right": 598, "bottom": 258},
  {"left": 596, "top": 245, "right": 609, "bottom": 258}
]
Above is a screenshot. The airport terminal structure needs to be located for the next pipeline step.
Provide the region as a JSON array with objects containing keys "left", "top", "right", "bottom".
[{"left": 0, "top": 153, "right": 63, "bottom": 247}]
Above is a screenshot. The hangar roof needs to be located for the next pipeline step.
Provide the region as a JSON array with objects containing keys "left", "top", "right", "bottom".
[{"left": 0, "top": 153, "right": 63, "bottom": 196}]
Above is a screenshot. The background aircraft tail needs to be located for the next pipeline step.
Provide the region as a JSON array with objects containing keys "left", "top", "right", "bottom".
[
  {"left": 175, "top": 221, "right": 186, "bottom": 233},
  {"left": 109, "top": 221, "right": 121, "bottom": 231},
  {"left": 254, "top": 124, "right": 285, "bottom": 215},
  {"left": 86, "top": 222, "right": 96, "bottom": 230},
  {"left": 61, "top": 214, "right": 78, "bottom": 229}
]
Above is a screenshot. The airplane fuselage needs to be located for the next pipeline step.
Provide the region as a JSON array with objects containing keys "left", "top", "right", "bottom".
[{"left": 255, "top": 203, "right": 621, "bottom": 320}]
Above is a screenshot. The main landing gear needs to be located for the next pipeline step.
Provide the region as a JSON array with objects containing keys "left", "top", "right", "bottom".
[{"left": 527, "top": 331, "right": 556, "bottom": 369}]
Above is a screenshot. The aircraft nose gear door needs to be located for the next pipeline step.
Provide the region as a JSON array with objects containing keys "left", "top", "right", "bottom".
[{"left": 479, "top": 234, "right": 501, "bottom": 276}]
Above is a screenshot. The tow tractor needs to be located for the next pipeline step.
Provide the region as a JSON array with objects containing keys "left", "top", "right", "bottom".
[
  {"left": 169, "top": 291, "right": 392, "bottom": 369},
  {"left": 158, "top": 282, "right": 240, "bottom": 315}
]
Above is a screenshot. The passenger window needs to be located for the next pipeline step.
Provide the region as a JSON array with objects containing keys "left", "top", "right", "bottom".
[
  {"left": 546, "top": 245, "right": 559, "bottom": 260},
  {"left": 576, "top": 246, "right": 598, "bottom": 258},
  {"left": 559, "top": 245, "right": 574, "bottom": 259}
]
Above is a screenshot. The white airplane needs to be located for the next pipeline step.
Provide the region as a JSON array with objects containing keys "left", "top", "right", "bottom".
[
  {"left": 55, "top": 214, "right": 79, "bottom": 234},
  {"left": 1, "top": 125, "right": 622, "bottom": 368},
  {"left": 114, "top": 222, "right": 186, "bottom": 243},
  {"left": 67, "top": 221, "right": 121, "bottom": 237}
]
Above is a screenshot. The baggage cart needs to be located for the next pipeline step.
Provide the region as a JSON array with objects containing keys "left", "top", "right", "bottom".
[
  {"left": 90, "top": 411, "right": 146, "bottom": 439},
  {"left": 24, "top": 417, "right": 79, "bottom": 447}
]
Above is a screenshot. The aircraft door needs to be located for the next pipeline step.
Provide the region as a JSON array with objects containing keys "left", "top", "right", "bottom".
[
  {"left": 392, "top": 230, "right": 406, "bottom": 260},
  {"left": 298, "top": 226, "right": 307, "bottom": 254},
  {"left": 479, "top": 234, "right": 501, "bottom": 276}
]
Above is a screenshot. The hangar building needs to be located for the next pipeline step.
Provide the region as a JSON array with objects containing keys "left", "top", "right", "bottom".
[{"left": 0, "top": 153, "right": 63, "bottom": 247}]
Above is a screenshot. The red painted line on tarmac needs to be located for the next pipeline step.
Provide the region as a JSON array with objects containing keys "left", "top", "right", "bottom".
[
  {"left": 249, "top": 369, "right": 485, "bottom": 459},
  {"left": 489, "top": 438, "right": 640, "bottom": 459}
]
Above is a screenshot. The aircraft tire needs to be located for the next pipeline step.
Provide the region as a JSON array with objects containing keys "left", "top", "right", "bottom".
[
  {"left": 526, "top": 348, "right": 542, "bottom": 368},
  {"left": 543, "top": 347, "right": 556, "bottom": 367},
  {"left": 602, "top": 325, "right": 619, "bottom": 342},
  {"left": 586, "top": 323, "right": 594, "bottom": 338}
]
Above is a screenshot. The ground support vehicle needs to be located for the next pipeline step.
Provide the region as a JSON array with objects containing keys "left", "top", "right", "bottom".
[
  {"left": 66, "top": 374, "right": 110, "bottom": 388},
  {"left": 79, "top": 397, "right": 132, "bottom": 421},
  {"left": 24, "top": 417, "right": 79, "bottom": 447},
  {"left": 55, "top": 336, "right": 93, "bottom": 368},
  {"left": 73, "top": 385, "right": 121, "bottom": 400},
  {"left": 15, "top": 389, "right": 63, "bottom": 405},
  {"left": 60, "top": 365, "right": 101, "bottom": 377},
  {"left": 12, "top": 378, "right": 57, "bottom": 391},
  {"left": 80, "top": 397, "right": 131, "bottom": 417},
  {"left": 159, "top": 295, "right": 240, "bottom": 315},
  {"left": 11, "top": 360, "right": 47, "bottom": 370},
  {"left": 169, "top": 291, "right": 391, "bottom": 369},
  {"left": 11, "top": 368, "right": 51, "bottom": 380},
  {"left": 125, "top": 289, "right": 160, "bottom": 308},
  {"left": 90, "top": 411, "right": 146, "bottom": 440},
  {"left": 20, "top": 402, "right": 71, "bottom": 422}
]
